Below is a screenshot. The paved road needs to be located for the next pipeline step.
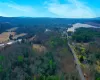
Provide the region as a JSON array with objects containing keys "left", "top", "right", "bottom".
[
  {"left": 68, "top": 43, "right": 86, "bottom": 80},
  {"left": 67, "top": 32, "right": 86, "bottom": 80}
]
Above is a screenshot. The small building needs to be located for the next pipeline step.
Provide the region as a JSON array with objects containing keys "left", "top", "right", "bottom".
[{"left": 0, "top": 44, "right": 4, "bottom": 47}]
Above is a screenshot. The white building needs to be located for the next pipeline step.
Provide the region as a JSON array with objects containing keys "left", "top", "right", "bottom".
[{"left": 0, "top": 44, "right": 4, "bottom": 47}]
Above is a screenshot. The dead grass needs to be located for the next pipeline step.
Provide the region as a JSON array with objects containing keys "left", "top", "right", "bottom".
[
  {"left": 0, "top": 31, "right": 26, "bottom": 43},
  {"left": 0, "top": 32, "right": 15, "bottom": 43},
  {"left": 33, "top": 44, "right": 47, "bottom": 53}
]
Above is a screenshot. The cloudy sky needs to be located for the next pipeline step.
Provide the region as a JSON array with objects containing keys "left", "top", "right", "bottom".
[{"left": 0, "top": 0, "right": 100, "bottom": 18}]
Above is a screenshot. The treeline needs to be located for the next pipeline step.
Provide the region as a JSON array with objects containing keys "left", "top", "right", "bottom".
[
  {"left": 72, "top": 28, "right": 100, "bottom": 42},
  {"left": 0, "top": 17, "right": 95, "bottom": 26},
  {"left": 0, "top": 23, "right": 13, "bottom": 33},
  {"left": 15, "top": 25, "right": 45, "bottom": 35}
]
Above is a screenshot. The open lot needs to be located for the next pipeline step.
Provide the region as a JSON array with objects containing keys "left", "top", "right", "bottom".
[
  {"left": 33, "top": 44, "right": 47, "bottom": 53},
  {"left": 0, "top": 27, "right": 27, "bottom": 43},
  {"left": 0, "top": 32, "right": 15, "bottom": 43}
]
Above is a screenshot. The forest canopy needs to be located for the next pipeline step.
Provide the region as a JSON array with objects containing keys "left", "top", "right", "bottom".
[{"left": 72, "top": 28, "right": 100, "bottom": 42}]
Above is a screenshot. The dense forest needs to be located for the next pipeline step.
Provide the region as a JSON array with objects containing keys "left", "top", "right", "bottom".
[
  {"left": 0, "top": 30, "right": 79, "bottom": 80},
  {"left": 72, "top": 28, "right": 100, "bottom": 42},
  {"left": 0, "top": 23, "right": 13, "bottom": 34},
  {"left": 0, "top": 17, "right": 100, "bottom": 26}
]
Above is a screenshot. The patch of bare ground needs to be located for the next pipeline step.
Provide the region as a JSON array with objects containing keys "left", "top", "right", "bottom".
[
  {"left": 0, "top": 32, "right": 26, "bottom": 43},
  {"left": 0, "top": 32, "right": 15, "bottom": 43},
  {"left": 33, "top": 44, "right": 47, "bottom": 53}
]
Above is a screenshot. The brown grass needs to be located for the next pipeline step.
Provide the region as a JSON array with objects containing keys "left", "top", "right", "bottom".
[
  {"left": 0, "top": 30, "right": 26, "bottom": 43},
  {"left": 33, "top": 44, "right": 47, "bottom": 53},
  {"left": 0, "top": 32, "right": 15, "bottom": 43}
]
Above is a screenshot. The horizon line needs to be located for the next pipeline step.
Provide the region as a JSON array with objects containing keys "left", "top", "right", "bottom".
[{"left": 0, "top": 16, "right": 99, "bottom": 19}]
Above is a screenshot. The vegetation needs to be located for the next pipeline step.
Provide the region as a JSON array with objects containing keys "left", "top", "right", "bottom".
[
  {"left": 72, "top": 28, "right": 100, "bottom": 42},
  {"left": 1, "top": 17, "right": 100, "bottom": 80},
  {"left": 0, "top": 23, "right": 13, "bottom": 34},
  {"left": 72, "top": 28, "right": 100, "bottom": 79},
  {"left": 0, "top": 31, "right": 79, "bottom": 80}
]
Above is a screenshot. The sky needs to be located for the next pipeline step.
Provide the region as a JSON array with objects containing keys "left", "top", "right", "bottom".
[{"left": 0, "top": 0, "right": 100, "bottom": 18}]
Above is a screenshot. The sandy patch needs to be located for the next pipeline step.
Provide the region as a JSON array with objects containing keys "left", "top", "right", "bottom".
[{"left": 33, "top": 44, "right": 46, "bottom": 53}]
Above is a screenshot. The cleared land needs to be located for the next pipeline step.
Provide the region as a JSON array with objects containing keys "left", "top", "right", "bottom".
[
  {"left": 0, "top": 27, "right": 27, "bottom": 43},
  {"left": 0, "top": 32, "right": 15, "bottom": 43},
  {"left": 33, "top": 44, "right": 47, "bottom": 53}
]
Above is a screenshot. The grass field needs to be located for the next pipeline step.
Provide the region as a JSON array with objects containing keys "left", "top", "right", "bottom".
[
  {"left": 33, "top": 44, "right": 47, "bottom": 53},
  {"left": 0, "top": 32, "right": 15, "bottom": 43},
  {"left": 0, "top": 27, "right": 27, "bottom": 43}
]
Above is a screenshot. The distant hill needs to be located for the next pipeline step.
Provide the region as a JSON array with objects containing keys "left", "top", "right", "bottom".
[
  {"left": 0, "top": 17, "right": 100, "bottom": 26},
  {"left": 0, "top": 22, "right": 13, "bottom": 33},
  {"left": 95, "top": 17, "right": 100, "bottom": 20}
]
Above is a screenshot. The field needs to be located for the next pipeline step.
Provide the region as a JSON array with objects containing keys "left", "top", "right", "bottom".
[
  {"left": 0, "top": 32, "right": 15, "bottom": 43},
  {"left": 33, "top": 44, "right": 47, "bottom": 53},
  {"left": 0, "top": 32, "right": 27, "bottom": 43},
  {"left": 0, "top": 27, "right": 27, "bottom": 43}
]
